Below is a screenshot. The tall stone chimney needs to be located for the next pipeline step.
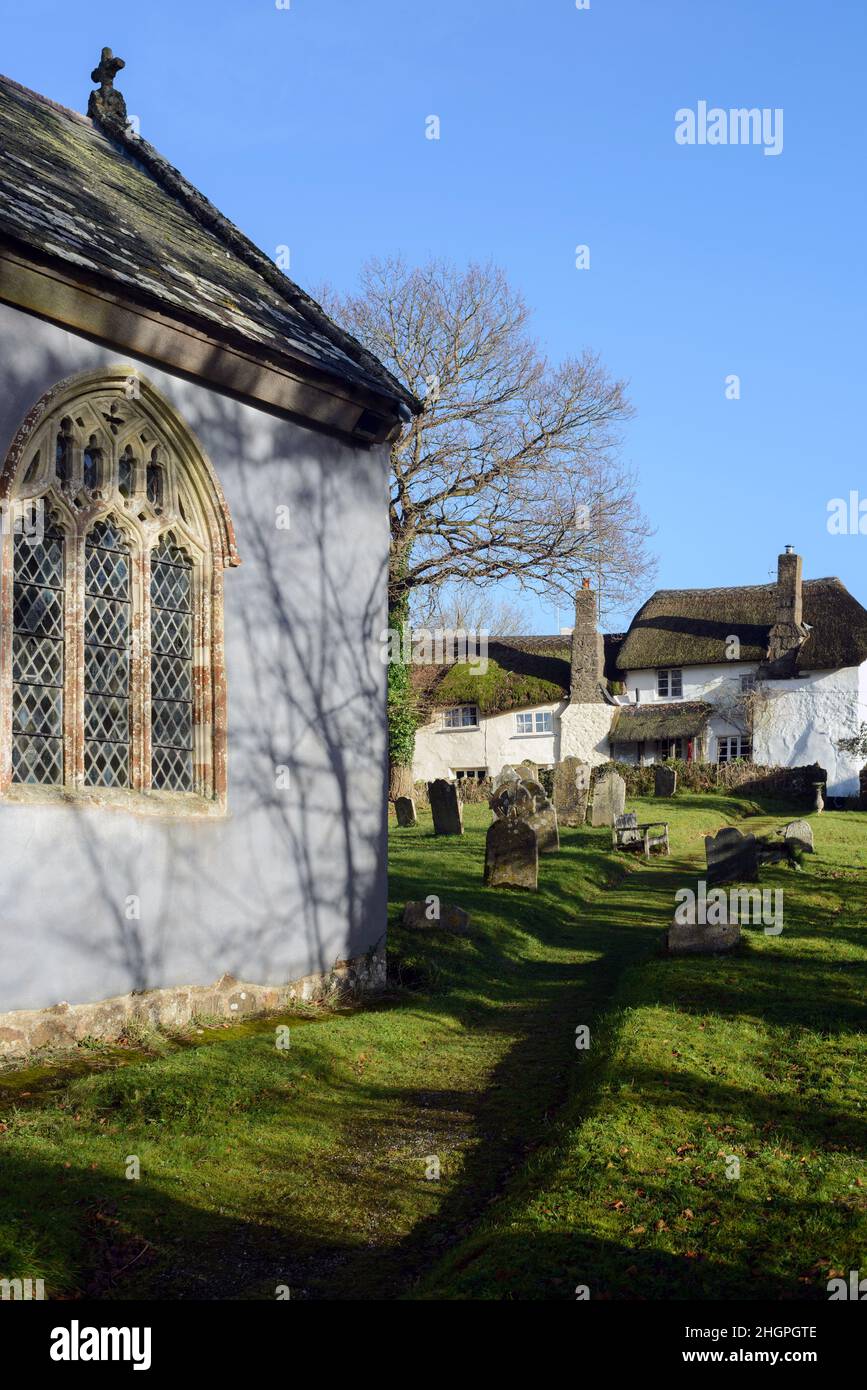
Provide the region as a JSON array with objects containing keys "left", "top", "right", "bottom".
[
  {"left": 570, "top": 578, "right": 605, "bottom": 702},
  {"left": 766, "top": 545, "right": 806, "bottom": 666}
]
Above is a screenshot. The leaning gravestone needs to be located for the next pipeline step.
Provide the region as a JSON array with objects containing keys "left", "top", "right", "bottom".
[
  {"left": 705, "top": 826, "right": 758, "bottom": 885},
  {"left": 654, "top": 765, "right": 677, "bottom": 798},
  {"left": 784, "top": 819, "right": 814, "bottom": 853},
  {"left": 590, "top": 768, "right": 626, "bottom": 827},
  {"left": 395, "top": 796, "right": 417, "bottom": 827},
  {"left": 427, "top": 779, "right": 463, "bottom": 836},
  {"left": 484, "top": 817, "right": 538, "bottom": 890},
  {"left": 553, "top": 757, "right": 591, "bottom": 827}
]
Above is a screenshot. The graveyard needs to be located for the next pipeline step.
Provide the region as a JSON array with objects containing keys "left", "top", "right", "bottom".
[{"left": 0, "top": 783, "right": 865, "bottom": 1299}]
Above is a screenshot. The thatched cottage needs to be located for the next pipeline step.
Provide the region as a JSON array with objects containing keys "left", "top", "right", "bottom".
[
  {"left": 413, "top": 549, "right": 867, "bottom": 798},
  {"left": 0, "top": 54, "right": 418, "bottom": 1048}
]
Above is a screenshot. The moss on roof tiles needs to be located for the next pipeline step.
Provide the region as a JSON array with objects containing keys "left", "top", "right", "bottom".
[
  {"left": 0, "top": 73, "right": 416, "bottom": 411},
  {"left": 616, "top": 578, "right": 867, "bottom": 672}
]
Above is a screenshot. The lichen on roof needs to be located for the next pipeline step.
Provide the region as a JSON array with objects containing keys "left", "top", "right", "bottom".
[
  {"left": 616, "top": 578, "right": 867, "bottom": 673},
  {"left": 0, "top": 66, "right": 418, "bottom": 414},
  {"left": 412, "top": 636, "right": 572, "bottom": 716}
]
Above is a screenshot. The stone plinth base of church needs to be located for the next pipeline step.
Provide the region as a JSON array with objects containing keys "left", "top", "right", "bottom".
[{"left": 0, "top": 946, "right": 386, "bottom": 1060}]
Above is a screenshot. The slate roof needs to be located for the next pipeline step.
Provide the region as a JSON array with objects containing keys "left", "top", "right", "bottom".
[
  {"left": 616, "top": 578, "right": 867, "bottom": 674},
  {"left": 0, "top": 72, "right": 418, "bottom": 415}
]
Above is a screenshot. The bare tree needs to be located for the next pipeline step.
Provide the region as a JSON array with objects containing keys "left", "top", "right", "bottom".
[
  {"left": 321, "top": 257, "right": 655, "bottom": 794},
  {"left": 324, "top": 257, "right": 653, "bottom": 612},
  {"left": 412, "top": 582, "right": 531, "bottom": 636}
]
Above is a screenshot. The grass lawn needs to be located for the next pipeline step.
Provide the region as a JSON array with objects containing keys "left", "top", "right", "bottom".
[{"left": 0, "top": 794, "right": 865, "bottom": 1300}]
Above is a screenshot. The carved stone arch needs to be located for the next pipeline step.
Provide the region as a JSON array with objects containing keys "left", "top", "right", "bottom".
[{"left": 1, "top": 367, "right": 238, "bottom": 809}]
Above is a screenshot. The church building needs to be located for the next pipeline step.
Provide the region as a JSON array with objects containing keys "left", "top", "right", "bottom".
[{"left": 0, "top": 52, "right": 417, "bottom": 1050}]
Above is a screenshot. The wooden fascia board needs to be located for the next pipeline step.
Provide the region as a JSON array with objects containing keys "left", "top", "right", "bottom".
[{"left": 0, "top": 242, "right": 405, "bottom": 446}]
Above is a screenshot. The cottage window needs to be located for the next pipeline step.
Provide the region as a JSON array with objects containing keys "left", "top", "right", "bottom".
[
  {"left": 516, "top": 710, "right": 553, "bottom": 735},
  {"left": 657, "top": 737, "right": 683, "bottom": 761},
  {"left": 453, "top": 767, "right": 486, "bottom": 782},
  {"left": 717, "top": 735, "right": 751, "bottom": 763},
  {"left": 443, "top": 704, "right": 479, "bottom": 730},
  {"left": 1, "top": 369, "right": 239, "bottom": 809},
  {"left": 657, "top": 668, "right": 682, "bottom": 698}
]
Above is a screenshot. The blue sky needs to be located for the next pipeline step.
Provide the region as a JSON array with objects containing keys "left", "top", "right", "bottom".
[{"left": 2, "top": 0, "right": 865, "bottom": 631}]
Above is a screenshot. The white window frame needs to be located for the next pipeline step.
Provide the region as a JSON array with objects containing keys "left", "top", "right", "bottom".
[
  {"left": 516, "top": 710, "right": 553, "bottom": 735},
  {"left": 657, "top": 668, "right": 683, "bottom": 699},
  {"left": 442, "top": 704, "right": 479, "bottom": 730},
  {"left": 717, "top": 735, "right": 752, "bottom": 763}
]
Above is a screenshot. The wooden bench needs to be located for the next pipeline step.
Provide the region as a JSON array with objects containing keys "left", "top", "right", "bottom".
[{"left": 612, "top": 812, "right": 670, "bottom": 858}]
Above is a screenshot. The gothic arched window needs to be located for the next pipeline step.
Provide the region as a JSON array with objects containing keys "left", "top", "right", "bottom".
[{"left": 0, "top": 368, "right": 239, "bottom": 811}]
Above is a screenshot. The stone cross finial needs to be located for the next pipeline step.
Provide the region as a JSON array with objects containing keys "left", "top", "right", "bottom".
[{"left": 87, "top": 47, "right": 128, "bottom": 127}]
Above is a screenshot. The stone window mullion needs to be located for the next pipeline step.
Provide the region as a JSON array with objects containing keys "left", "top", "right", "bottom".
[
  {"left": 67, "top": 526, "right": 86, "bottom": 787},
  {"left": 135, "top": 544, "right": 152, "bottom": 791}
]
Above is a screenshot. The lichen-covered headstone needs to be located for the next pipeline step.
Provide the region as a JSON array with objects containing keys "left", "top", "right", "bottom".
[
  {"left": 395, "top": 796, "right": 417, "bottom": 827},
  {"left": 427, "top": 779, "right": 463, "bottom": 836},
  {"left": 784, "top": 819, "right": 814, "bottom": 853},
  {"left": 590, "top": 768, "right": 626, "bottom": 827},
  {"left": 493, "top": 764, "right": 521, "bottom": 791},
  {"left": 553, "top": 757, "right": 591, "bottom": 826},
  {"left": 517, "top": 759, "right": 539, "bottom": 784},
  {"left": 654, "top": 765, "right": 677, "bottom": 797},
  {"left": 528, "top": 806, "right": 560, "bottom": 854},
  {"left": 484, "top": 817, "right": 538, "bottom": 890},
  {"left": 705, "top": 826, "right": 758, "bottom": 885}
]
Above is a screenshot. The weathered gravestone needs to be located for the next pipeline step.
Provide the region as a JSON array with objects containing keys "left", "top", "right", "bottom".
[
  {"left": 654, "top": 764, "right": 677, "bottom": 798},
  {"left": 427, "top": 779, "right": 463, "bottom": 836},
  {"left": 490, "top": 778, "right": 559, "bottom": 852},
  {"left": 590, "top": 768, "right": 626, "bottom": 827},
  {"left": 553, "top": 757, "right": 591, "bottom": 827},
  {"left": 402, "top": 901, "right": 470, "bottom": 934},
  {"left": 394, "top": 796, "right": 417, "bottom": 827},
  {"left": 484, "top": 816, "right": 538, "bottom": 890},
  {"left": 784, "top": 819, "right": 814, "bottom": 853},
  {"left": 705, "top": 826, "right": 758, "bottom": 885},
  {"left": 493, "top": 764, "right": 521, "bottom": 792},
  {"left": 517, "top": 759, "right": 539, "bottom": 784}
]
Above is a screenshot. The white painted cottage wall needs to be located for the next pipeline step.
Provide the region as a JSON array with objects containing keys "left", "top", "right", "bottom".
[
  {"left": 412, "top": 700, "right": 567, "bottom": 781},
  {"left": 0, "top": 303, "right": 390, "bottom": 1012},
  {"left": 752, "top": 666, "right": 864, "bottom": 796}
]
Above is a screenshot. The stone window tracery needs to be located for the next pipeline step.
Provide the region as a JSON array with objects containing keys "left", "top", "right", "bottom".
[{"left": 0, "top": 368, "right": 239, "bottom": 812}]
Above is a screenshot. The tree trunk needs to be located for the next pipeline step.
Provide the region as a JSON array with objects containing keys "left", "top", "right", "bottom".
[{"left": 389, "top": 761, "right": 414, "bottom": 803}]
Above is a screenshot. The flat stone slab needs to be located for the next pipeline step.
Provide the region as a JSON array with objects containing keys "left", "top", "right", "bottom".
[
  {"left": 402, "top": 901, "right": 470, "bottom": 933},
  {"left": 664, "top": 921, "right": 741, "bottom": 955}
]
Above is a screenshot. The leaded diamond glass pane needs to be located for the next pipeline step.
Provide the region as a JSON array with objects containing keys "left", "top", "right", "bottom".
[
  {"left": 151, "top": 559, "right": 190, "bottom": 612},
  {"left": 150, "top": 537, "right": 194, "bottom": 792},
  {"left": 85, "top": 694, "right": 130, "bottom": 744},
  {"left": 12, "top": 734, "right": 63, "bottom": 785},
  {"left": 86, "top": 545, "right": 129, "bottom": 599},
  {"left": 14, "top": 583, "right": 64, "bottom": 638},
  {"left": 84, "top": 518, "right": 130, "bottom": 788},
  {"left": 152, "top": 699, "right": 192, "bottom": 750},
  {"left": 151, "top": 604, "right": 190, "bottom": 657},
  {"left": 13, "top": 634, "right": 63, "bottom": 687},
  {"left": 152, "top": 653, "right": 191, "bottom": 702},
  {"left": 13, "top": 682, "right": 63, "bottom": 737},
  {"left": 85, "top": 594, "right": 130, "bottom": 650},
  {"left": 14, "top": 529, "right": 64, "bottom": 588},
  {"left": 85, "top": 740, "right": 129, "bottom": 787},
  {"left": 85, "top": 643, "right": 129, "bottom": 696},
  {"left": 12, "top": 522, "right": 65, "bottom": 786},
  {"left": 152, "top": 744, "right": 192, "bottom": 791}
]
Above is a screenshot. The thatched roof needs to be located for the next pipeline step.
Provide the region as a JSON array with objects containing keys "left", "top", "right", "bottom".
[
  {"left": 616, "top": 578, "right": 867, "bottom": 673},
  {"left": 610, "top": 701, "right": 712, "bottom": 744},
  {"left": 413, "top": 631, "right": 624, "bottom": 716}
]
